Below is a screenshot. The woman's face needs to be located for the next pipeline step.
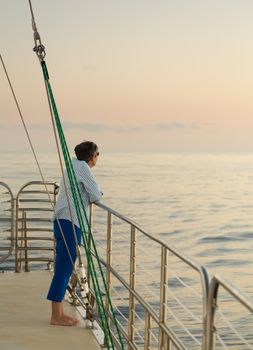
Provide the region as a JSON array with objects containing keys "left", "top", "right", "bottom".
[{"left": 89, "top": 151, "right": 99, "bottom": 168}]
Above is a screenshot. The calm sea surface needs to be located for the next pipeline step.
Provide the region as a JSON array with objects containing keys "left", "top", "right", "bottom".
[{"left": 1, "top": 151, "right": 253, "bottom": 299}]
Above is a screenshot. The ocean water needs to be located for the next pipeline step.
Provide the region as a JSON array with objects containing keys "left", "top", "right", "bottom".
[{"left": 1, "top": 151, "right": 253, "bottom": 300}]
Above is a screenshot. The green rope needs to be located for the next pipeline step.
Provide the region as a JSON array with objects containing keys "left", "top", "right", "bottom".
[
  {"left": 41, "top": 61, "right": 125, "bottom": 350},
  {"left": 43, "top": 72, "right": 112, "bottom": 347}
]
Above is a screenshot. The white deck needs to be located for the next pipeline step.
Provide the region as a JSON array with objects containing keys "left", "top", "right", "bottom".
[{"left": 0, "top": 270, "right": 101, "bottom": 350}]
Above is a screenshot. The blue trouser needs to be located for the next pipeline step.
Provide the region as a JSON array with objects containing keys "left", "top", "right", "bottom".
[{"left": 47, "top": 219, "right": 81, "bottom": 302}]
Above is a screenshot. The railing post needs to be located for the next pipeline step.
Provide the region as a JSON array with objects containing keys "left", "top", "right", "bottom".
[
  {"left": 10, "top": 190, "right": 15, "bottom": 253},
  {"left": 0, "top": 182, "right": 14, "bottom": 264},
  {"left": 23, "top": 211, "right": 29, "bottom": 272},
  {"left": 144, "top": 312, "right": 152, "bottom": 350},
  {"left": 158, "top": 246, "right": 168, "bottom": 350},
  {"left": 164, "top": 333, "right": 170, "bottom": 350},
  {"left": 105, "top": 212, "right": 113, "bottom": 324},
  {"left": 128, "top": 225, "right": 136, "bottom": 349},
  {"left": 14, "top": 197, "right": 19, "bottom": 273},
  {"left": 206, "top": 280, "right": 219, "bottom": 350}
]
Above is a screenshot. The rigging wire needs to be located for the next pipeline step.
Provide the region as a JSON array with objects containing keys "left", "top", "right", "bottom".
[
  {"left": 28, "top": 0, "right": 45, "bottom": 61},
  {"left": 28, "top": 0, "right": 83, "bottom": 268},
  {"left": 0, "top": 53, "right": 85, "bottom": 301},
  {"left": 28, "top": 0, "right": 92, "bottom": 311},
  {"left": 0, "top": 54, "right": 43, "bottom": 180}
]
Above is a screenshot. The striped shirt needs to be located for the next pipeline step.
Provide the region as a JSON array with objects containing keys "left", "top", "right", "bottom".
[{"left": 53, "top": 158, "right": 102, "bottom": 229}]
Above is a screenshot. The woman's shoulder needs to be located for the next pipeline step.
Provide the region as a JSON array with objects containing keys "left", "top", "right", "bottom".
[{"left": 72, "top": 158, "right": 90, "bottom": 173}]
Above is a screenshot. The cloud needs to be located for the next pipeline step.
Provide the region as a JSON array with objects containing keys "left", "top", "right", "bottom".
[
  {"left": 63, "top": 122, "right": 142, "bottom": 133},
  {"left": 29, "top": 124, "right": 51, "bottom": 130},
  {"left": 0, "top": 121, "right": 141, "bottom": 133},
  {"left": 0, "top": 120, "right": 205, "bottom": 134},
  {"left": 0, "top": 124, "right": 9, "bottom": 129},
  {"left": 152, "top": 122, "right": 200, "bottom": 130},
  {"left": 63, "top": 121, "right": 204, "bottom": 133},
  {"left": 82, "top": 64, "right": 99, "bottom": 72},
  {"left": 0, "top": 123, "right": 50, "bottom": 130}
]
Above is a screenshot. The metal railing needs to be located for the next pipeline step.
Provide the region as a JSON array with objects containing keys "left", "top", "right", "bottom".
[
  {"left": 15, "top": 181, "right": 59, "bottom": 272},
  {"left": 90, "top": 203, "right": 253, "bottom": 350},
  {"left": 0, "top": 181, "right": 14, "bottom": 264},
  {"left": 0, "top": 181, "right": 58, "bottom": 271},
  {"left": 0, "top": 181, "right": 253, "bottom": 350},
  {"left": 90, "top": 202, "right": 209, "bottom": 350},
  {"left": 206, "top": 275, "right": 253, "bottom": 350}
]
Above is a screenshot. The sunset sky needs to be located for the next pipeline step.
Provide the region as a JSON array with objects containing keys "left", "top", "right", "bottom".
[{"left": 1, "top": 1, "right": 253, "bottom": 153}]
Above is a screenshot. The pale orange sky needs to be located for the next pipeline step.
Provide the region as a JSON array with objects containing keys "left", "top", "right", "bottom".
[{"left": 1, "top": 1, "right": 253, "bottom": 152}]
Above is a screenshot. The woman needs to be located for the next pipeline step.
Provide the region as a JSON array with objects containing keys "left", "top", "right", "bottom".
[{"left": 47, "top": 141, "right": 102, "bottom": 326}]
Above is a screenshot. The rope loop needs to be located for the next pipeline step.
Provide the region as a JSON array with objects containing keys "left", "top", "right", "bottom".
[{"left": 33, "top": 30, "right": 46, "bottom": 61}]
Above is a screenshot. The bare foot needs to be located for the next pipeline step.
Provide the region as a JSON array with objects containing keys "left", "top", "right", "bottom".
[
  {"left": 50, "top": 315, "right": 78, "bottom": 326},
  {"left": 63, "top": 313, "right": 79, "bottom": 324}
]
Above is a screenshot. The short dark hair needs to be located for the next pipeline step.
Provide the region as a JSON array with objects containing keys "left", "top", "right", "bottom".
[{"left": 74, "top": 141, "right": 98, "bottom": 162}]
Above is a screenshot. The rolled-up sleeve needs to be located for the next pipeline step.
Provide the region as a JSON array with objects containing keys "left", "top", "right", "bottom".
[{"left": 79, "top": 164, "right": 102, "bottom": 203}]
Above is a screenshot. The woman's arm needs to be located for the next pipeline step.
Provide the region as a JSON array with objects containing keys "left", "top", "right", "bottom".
[{"left": 79, "top": 163, "right": 102, "bottom": 203}]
